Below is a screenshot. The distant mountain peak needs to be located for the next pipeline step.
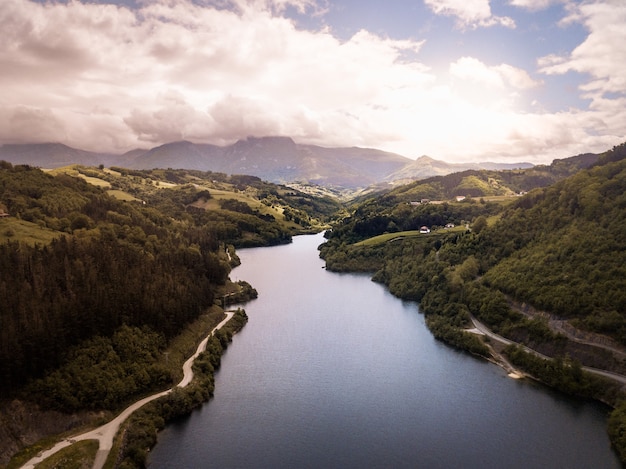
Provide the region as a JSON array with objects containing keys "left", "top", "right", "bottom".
[
  {"left": 0, "top": 138, "right": 535, "bottom": 190},
  {"left": 415, "top": 155, "right": 436, "bottom": 162}
]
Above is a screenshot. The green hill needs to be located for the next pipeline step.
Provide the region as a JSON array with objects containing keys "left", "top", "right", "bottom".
[
  {"left": 323, "top": 142, "right": 626, "bottom": 351},
  {"left": 379, "top": 151, "right": 598, "bottom": 203},
  {"left": 319, "top": 142, "right": 626, "bottom": 462},
  {"left": 482, "top": 149, "right": 626, "bottom": 337},
  {"left": 0, "top": 163, "right": 338, "bottom": 398}
]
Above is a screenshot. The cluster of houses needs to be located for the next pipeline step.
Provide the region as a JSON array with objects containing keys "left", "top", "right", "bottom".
[
  {"left": 410, "top": 196, "right": 466, "bottom": 206},
  {"left": 419, "top": 222, "right": 455, "bottom": 234}
]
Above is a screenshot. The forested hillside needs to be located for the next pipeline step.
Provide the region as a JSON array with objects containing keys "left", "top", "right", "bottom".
[
  {"left": 482, "top": 153, "right": 626, "bottom": 339},
  {"left": 377, "top": 151, "right": 598, "bottom": 202},
  {"left": 323, "top": 142, "right": 626, "bottom": 358},
  {"left": 320, "top": 143, "right": 626, "bottom": 462},
  {"left": 0, "top": 163, "right": 336, "bottom": 401}
]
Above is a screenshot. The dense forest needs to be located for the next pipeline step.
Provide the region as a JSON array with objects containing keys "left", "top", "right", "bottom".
[
  {"left": 320, "top": 143, "right": 626, "bottom": 462},
  {"left": 0, "top": 163, "right": 336, "bottom": 401}
]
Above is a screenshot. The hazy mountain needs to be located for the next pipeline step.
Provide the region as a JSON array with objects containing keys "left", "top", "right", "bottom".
[
  {"left": 385, "top": 155, "right": 533, "bottom": 183},
  {"left": 0, "top": 137, "right": 535, "bottom": 189},
  {"left": 0, "top": 143, "right": 113, "bottom": 168},
  {"left": 125, "top": 137, "right": 413, "bottom": 188}
]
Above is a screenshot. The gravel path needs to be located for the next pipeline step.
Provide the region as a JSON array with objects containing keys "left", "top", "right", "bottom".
[
  {"left": 469, "top": 315, "right": 626, "bottom": 385},
  {"left": 20, "top": 311, "right": 234, "bottom": 469}
]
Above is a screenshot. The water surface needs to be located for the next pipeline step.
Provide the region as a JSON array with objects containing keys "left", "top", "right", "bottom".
[{"left": 149, "top": 233, "right": 619, "bottom": 468}]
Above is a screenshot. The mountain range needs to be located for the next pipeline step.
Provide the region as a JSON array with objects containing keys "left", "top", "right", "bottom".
[{"left": 0, "top": 137, "right": 533, "bottom": 188}]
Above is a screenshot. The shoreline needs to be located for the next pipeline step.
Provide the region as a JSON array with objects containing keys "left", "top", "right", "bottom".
[{"left": 19, "top": 311, "right": 235, "bottom": 469}]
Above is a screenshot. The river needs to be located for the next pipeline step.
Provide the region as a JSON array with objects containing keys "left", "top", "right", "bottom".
[{"left": 149, "top": 233, "right": 619, "bottom": 468}]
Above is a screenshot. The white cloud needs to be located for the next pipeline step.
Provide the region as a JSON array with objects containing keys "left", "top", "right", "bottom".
[
  {"left": 446, "top": 57, "right": 541, "bottom": 115},
  {"left": 0, "top": 0, "right": 622, "bottom": 164},
  {"left": 534, "top": 1, "right": 626, "bottom": 160},
  {"left": 229, "top": 0, "right": 328, "bottom": 15},
  {"left": 508, "top": 0, "right": 565, "bottom": 10},
  {"left": 496, "top": 64, "right": 543, "bottom": 90},
  {"left": 450, "top": 57, "right": 505, "bottom": 88},
  {"left": 539, "top": 1, "right": 626, "bottom": 98},
  {"left": 0, "top": 0, "right": 436, "bottom": 153},
  {"left": 450, "top": 57, "right": 540, "bottom": 90},
  {"left": 423, "top": 0, "right": 515, "bottom": 29}
]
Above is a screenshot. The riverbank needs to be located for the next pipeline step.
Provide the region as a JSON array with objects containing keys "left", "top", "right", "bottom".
[
  {"left": 150, "top": 233, "right": 620, "bottom": 469},
  {"left": 6, "top": 308, "right": 246, "bottom": 469}
]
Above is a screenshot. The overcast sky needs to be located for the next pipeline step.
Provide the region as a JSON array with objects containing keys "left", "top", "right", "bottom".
[{"left": 1, "top": 0, "right": 624, "bottom": 163}]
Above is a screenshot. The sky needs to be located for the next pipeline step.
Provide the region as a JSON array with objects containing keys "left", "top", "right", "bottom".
[{"left": 1, "top": 0, "right": 625, "bottom": 163}]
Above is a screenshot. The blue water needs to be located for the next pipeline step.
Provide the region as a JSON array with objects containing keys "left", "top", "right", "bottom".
[{"left": 149, "top": 233, "right": 619, "bottom": 468}]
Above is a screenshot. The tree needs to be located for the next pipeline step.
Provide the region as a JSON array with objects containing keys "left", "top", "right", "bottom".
[{"left": 472, "top": 216, "right": 488, "bottom": 234}]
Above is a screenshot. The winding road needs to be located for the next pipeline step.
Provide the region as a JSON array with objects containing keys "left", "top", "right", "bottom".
[
  {"left": 20, "top": 311, "right": 234, "bottom": 469},
  {"left": 469, "top": 316, "right": 626, "bottom": 385}
]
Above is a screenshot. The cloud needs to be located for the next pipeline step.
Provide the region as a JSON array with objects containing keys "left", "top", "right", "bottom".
[
  {"left": 450, "top": 57, "right": 541, "bottom": 90},
  {"left": 0, "top": 106, "right": 67, "bottom": 145},
  {"left": 532, "top": 0, "right": 626, "bottom": 161},
  {"left": 423, "top": 0, "right": 515, "bottom": 29},
  {"left": 226, "top": 0, "right": 328, "bottom": 15},
  {"left": 0, "top": 0, "right": 622, "bottom": 164},
  {"left": 538, "top": 1, "right": 626, "bottom": 98},
  {"left": 508, "top": 0, "right": 565, "bottom": 10},
  {"left": 0, "top": 0, "right": 434, "bottom": 152}
]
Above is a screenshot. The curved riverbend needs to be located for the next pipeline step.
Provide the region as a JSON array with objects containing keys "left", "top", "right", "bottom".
[{"left": 149, "top": 233, "right": 619, "bottom": 468}]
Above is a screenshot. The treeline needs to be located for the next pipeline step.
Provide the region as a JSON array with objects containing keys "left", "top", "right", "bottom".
[
  {"left": 503, "top": 345, "right": 622, "bottom": 404},
  {"left": 326, "top": 198, "right": 497, "bottom": 245}
]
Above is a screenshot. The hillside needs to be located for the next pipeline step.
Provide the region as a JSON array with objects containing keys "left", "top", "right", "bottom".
[
  {"left": 318, "top": 142, "right": 626, "bottom": 461},
  {"left": 0, "top": 162, "right": 340, "bottom": 464},
  {"left": 379, "top": 152, "right": 599, "bottom": 202},
  {"left": 0, "top": 162, "right": 336, "bottom": 394},
  {"left": 322, "top": 142, "right": 626, "bottom": 353},
  {"left": 0, "top": 143, "right": 113, "bottom": 168},
  {"left": 385, "top": 155, "right": 533, "bottom": 183},
  {"left": 0, "top": 138, "right": 536, "bottom": 190}
]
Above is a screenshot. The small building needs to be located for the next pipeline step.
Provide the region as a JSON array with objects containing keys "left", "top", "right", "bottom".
[
  {"left": 420, "top": 226, "right": 430, "bottom": 234},
  {"left": 455, "top": 195, "right": 466, "bottom": 202},
  {"left": 445, "top": 223, "right": 455, "bottom": 229}
]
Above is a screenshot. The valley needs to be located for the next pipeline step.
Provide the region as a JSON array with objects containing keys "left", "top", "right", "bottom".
[{"left": 1, "top": 142, "right": 626, "bottom": 467}]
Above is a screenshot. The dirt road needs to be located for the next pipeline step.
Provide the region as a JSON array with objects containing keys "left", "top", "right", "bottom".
[{"left": 21, "top": 311, "right": 234, "bottom": 469}]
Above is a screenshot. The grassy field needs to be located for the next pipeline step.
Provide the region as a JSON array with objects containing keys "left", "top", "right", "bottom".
[
  {"left": 0, "top": 218, "right": 61, "bottom": 245},
  {"left": 77, "top": 175, "right": 111, "bottom": 188},
  {"left": 192, "top": 187, "right": 305, "bottom": 231},
  {"left": 354, "top": 226, "right": 466, "bottom": 247},
  {"left": 106, "top": 189, "right": 141, "bottom": 202},
  {"left": 34, "top": 440, "right": 98, "bottom": 469}
]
